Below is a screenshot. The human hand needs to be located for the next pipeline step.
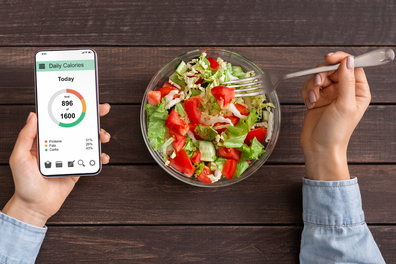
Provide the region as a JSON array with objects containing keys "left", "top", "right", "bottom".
[
  {"left": 300, "top": 52, "right": 371, "bottom": 181},
  {"left": 2, "top": 103, "right": 111, "bottom": 227}
]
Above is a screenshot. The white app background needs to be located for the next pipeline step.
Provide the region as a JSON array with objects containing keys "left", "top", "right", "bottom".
[{"left": 36, "top": 50, "right": 100, "bottom": 176}]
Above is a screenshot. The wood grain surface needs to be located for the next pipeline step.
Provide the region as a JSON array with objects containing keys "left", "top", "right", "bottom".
[
  {"left": 0, "top": 105, "right": 395, "bottom": 164},
  {"left": 1, "top": 165, "right": 395, "bottom": 225},
  {"left": 1, "top": 0, "right": 395, "bottom": 262},
  {"left": 0, "top": 47, "right": 395, "bottom": 105},
  {"left": 35, "top": 225, "right": 395, "bottom": 263},
  {"left": 0, "top": 0, "right": 395, "bottom": 46}
]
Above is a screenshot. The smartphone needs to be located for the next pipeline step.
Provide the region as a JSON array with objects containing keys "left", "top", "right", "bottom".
[{"left": 35, "top": 49, "right": 101, "bottom": 177}]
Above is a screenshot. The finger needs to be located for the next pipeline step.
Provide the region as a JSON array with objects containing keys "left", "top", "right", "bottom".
[
  {"left": 324, "top": 51, "right": 368, "bottom": 85},
  {"left": 101, "top": 153, "right": 110, "bottom": 164},
  {"left": 12, "top": 112, "right": 37, "bottom": 156},
  {"left": 336, "top": 56, "right": 356, "bottom": 108},
  {"left": 99, "top": 103, "right": 111, "bottom": 117},
  {"left": 100, "top": 128, "right": 111, "bottom": 143},
  {"left": 301, "top": 71, "right": 333, "bottom": 109}
]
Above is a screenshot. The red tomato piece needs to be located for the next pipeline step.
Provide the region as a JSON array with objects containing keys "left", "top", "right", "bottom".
[
  {"left": 244, "top": 127, "right": 267, "bottom": 146},
  {"left": 235, "top": 103, "right": 249, "bottom": 116},
  {"left": 165, "top": 109, "right": 189, "bottom": 136},
  {"left": 217, "top": 147, "right": 241, "bottom": 162},
  {"left": 163, "top": 81, "right": 177, "bottom": 88},
  {"left": 158, "top": 86, "right": 178, "bottom": 98},
  {"left": 222, "top": 159, "right": 238, "bottom": 180},
  {"left": 191, "top": 151, "right": 201, "bottom": 164},
  {"left": 184, "top": 96, "right": 202, "bottom": 124},
  {"left": 195, "top": 77, "right": 203, "bottom": 84},
  {"left": 169, "top": 128, "right": 186, "bottom": 152},
  {"left": 147, "top": 91, "right": 161, "bottom": 106},
  {"left": 211, "top": 86, "right": 235, "bottom": 109},
  {"left": 197, "top": 166, "right": 213, "bottom": 183},
  {"left": 169, "top": 149, "right": 195, "bottom": 177},
  {"left": 207, "top": 57, "right": 220, "bottom": 71}
]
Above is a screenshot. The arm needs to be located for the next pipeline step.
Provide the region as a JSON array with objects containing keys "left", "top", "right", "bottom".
[
  {"left": 1, "top": 104, "right": 111, "bottom": 264},
  {"left": 299, "top": 53, "right": 385, "bottom": 263}
]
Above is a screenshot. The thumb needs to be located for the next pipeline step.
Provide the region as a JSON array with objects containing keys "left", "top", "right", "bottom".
[
  {"left": 13, "top": 112, "right": 37, "bottom": 156},
  {"left": 336, "top": 56, "right": 356, "bottom": 109}
]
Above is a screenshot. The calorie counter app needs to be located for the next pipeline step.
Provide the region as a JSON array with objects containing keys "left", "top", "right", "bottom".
[{"left": 35, "top": 49, "right": 101, "bottom": 176}]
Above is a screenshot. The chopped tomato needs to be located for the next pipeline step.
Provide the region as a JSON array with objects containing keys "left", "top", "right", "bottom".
[
  {"left": 169, "top": 149, "right": 195, "bottom": 177},
  {"left": 188, "top": 123, "right": 204, "bottom": 140},
  {"left": 235, "top": 103, "right": 249, "bottom": 116},
  {"left": 158, "top": 86, "right": 178, "bottom": 98},
  {"left": 195, "top": 77, "right": 203, "bottom": 84},
  {"left": 191, "top": 151, "right": 201, "bottom": 164},
  {"left": 244, "top": 127, "right": 267, "bottom": 146},
  {"left": 169, "top": 128, "right": 186, "bottom": 152},
  {"left": 163, "top": 81, "right": 177, "bottom": 88},
  {"left": 197, "top": 166, "right": 213, "bottom": 183},
  {"left": 211, "top": 86, "right": 235, "bottom": 109},
  {"left": 217, "top": 147, "right": 241, "bottom": 162},
  {"left": 147, "top": 91, "right": 161, "bottom": 106},
  {"left": 165, "top": 109, "right": 189, "bottom": 136},
  {"left": 222, "top": 159, "right": 238, "bottom": 180},
  {"left": 207, "top": 57, "right": 220, "bottom": 71},
  {"left": 184, "top": 96, "right": 202, "bottom": 124},
  {"left": 227, "top": 116, "right": 240, "bottom": 126}
]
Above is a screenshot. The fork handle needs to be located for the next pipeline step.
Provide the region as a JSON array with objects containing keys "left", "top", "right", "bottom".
[{"left": 282, "top": 48, "right": 395, "bottom": 81}]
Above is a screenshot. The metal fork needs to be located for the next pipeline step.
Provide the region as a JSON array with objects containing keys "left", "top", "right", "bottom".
[{"left": 222, "top": 48, "right": 395, "bottom": 97}]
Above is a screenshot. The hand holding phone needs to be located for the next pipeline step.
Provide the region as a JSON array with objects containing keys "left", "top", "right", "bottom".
[
  {"left": 2, "top": 105, "right": 110, "bottom": 227},
  {"left": 35, "top": 49, "right": 102, "bottom": 177}
]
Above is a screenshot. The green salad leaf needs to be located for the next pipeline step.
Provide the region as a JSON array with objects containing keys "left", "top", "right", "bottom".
[
  {"left": 233, "top": 161, "right": 249, "bottom": 178},
  {"left": 145, "top": 98, "right": 168, "bottom": 151},
  {"left": 239, "top": 138, "right": 266, "bottom": 161},
  {"left": 195, "top": 125, "right": 218, "bottom": 141}
]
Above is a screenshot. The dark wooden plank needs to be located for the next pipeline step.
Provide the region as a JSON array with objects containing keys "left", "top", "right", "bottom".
[
  {"left": 0, "top": 47, "right": 395, "bottom": 105},
  {"left": 1, "top": 0, "right": 395, "bottom": 46},
  {"left": 35, "top": 226, "right": 395, "bottom": 263},
  {"left": 0, "top": 105, "right": 395, "bottom": 164},
  {"left": 1, "top": 165, "right": 396, "bottom": 224}
]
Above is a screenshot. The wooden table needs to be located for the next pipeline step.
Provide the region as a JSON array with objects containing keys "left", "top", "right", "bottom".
[{"left": 1, "top": 1, "right": 395, "bottom": 263}]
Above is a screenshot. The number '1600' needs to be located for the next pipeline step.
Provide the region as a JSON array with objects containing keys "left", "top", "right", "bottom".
[{"left": 60, "top": 113, "right": 76, "bottom": 119}]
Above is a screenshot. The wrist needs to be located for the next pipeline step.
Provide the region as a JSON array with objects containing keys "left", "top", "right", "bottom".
[
  {"left": 2, "top": 195, "right": 48, "bottom": 227},
  {"left": 303, "top": 147, "right": 350, "bottom": 181}
]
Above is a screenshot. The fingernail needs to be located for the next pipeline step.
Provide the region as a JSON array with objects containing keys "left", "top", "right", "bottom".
[
  {"left": 106, "top": 154, "right": 110, "bottom": 161},
  {"left": 314, "top": 74, "right": 321, "bottom": 86},
  {"left": 309, "top": 91, "right": 317, "bottom": 103},
  {"left": 305, "top": 99, "right": 313, "bottom": 110},
  {"left": 347, "top": 56, "right": 354, "bottom": 69},
  {"left": 106, "top": 103, "right": 111, "bottom": 109},
  {"left": 105, "top": 131, "right": 111, "bottom": 138},
  {"left": 26, "top": 112, "right": 33, "bottom": 123},
  {"left": 326, "top": 52, "right": 335, "bottom": 57}
]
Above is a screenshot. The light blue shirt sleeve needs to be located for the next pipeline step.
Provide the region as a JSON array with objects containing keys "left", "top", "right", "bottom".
[
  {"left": 300, "top": 177, "right": 385, "bottom": 264},
  {"left": 0, "top": 211, "right": 47, "bottom": 264}
]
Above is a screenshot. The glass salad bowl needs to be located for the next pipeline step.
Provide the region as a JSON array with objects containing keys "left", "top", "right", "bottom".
[{"left": 140, "top": 48, "right": 281, "bottom": 187}]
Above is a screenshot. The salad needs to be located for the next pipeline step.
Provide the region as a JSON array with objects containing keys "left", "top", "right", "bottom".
[{"left": 145, "top": 52, "right": 274, "bottom": 183}]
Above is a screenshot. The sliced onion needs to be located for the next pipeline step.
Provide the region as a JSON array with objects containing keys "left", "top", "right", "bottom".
[
  {"left": 200, "top": 115, "right": 233, "bottom": 126},
  {"left": 187, "top": 131, "right": 197, "bottom": 143},
  {"left": 227, "top": 103, "right": 247, "bottom": 119},
  {"left": 265, "top": 111, "right": 274, "bottom": 143}
]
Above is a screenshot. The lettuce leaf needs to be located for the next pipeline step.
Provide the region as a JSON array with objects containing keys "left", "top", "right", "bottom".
[
  {"left": 224, "top": 108, "right": 258, "bottom": 148},
  {"left": 194, "top": 162, "right": 205, "bottom": 176},
  {"left": 233, "top": 161, "right": 249, "bottom": 178},
  {"left": 195, "top": 124, "right": 218, "bottom": 141},
  {"left": 145, "top": 98, "right": 168, "bottom": 151},
  {"left": 214, "top": 157, "right": 227, "bottom": 171},
  {"left": 239, "top": 137, "right": 266, "bottom": 161},
  {"left": 183, "top": 137, "right": 196, "bottom": 158}
]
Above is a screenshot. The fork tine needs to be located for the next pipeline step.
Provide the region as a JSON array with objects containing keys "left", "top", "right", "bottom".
[
  {"left": 234, "top": 89, "right": 267, "bottom": 98},
  {"left": 234, "top": 85, "right": 263, "bottom": 92},
  {"left": 227, "top": 80, "right": 262, "bottom": 88},
  {"left": 221, "top": 75, "right": 259, "bottom": 85}
]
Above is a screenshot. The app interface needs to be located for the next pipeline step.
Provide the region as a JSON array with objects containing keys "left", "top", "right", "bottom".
[{"left": 36, "top": 50, "right": 100, "bottom": 176}]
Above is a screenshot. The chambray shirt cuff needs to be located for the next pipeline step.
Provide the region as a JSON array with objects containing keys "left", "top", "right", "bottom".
[
  {"left": 302, "top": 177, "right": 365, "bottom": 226},
  {"left": 0, "top": 211, "right": 47, "bottom": 264}
]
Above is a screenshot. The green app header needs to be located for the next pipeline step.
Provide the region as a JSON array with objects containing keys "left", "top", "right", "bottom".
[{"left": 36, "top": 60, "right": 95, "bottom": 72}]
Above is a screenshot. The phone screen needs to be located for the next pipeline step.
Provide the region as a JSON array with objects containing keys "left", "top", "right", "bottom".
[{"left": 35, "top": 49, "right": 101, "bottom": 177}]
